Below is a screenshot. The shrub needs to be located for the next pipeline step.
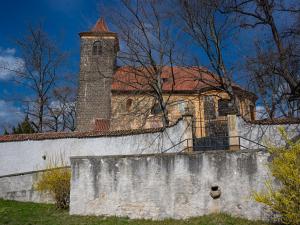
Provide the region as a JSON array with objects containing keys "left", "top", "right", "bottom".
[
  {"left": 254, "top": 129, "right": 300, "bottom": 225},
  {"left": 35, "top": 155, "right": 71, "bottom": 209}
]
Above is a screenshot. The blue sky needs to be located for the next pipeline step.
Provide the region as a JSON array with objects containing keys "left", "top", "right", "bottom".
[
  {"left": 0, "top": 0, "right": 103, "bottom": 71},
  {"left": 0, "top": 0, "right": 288, "bottom": 131},
  {"left": 0, "top": 0, "right": 107, "bottom": 131},
  {"left": 0, "top": 0, "right": 259, "bottom": 132}
]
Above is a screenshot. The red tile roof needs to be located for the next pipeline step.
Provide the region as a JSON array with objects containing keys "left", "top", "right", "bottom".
[
  {"left": 91, "top": 18, "right": 109, "bottom": 32},
  {"left": 0, "top": 127, "right": 164, "bottom": 143},
  {"left": 94, "top": 119, "right": 110, "bottom": 131},
  {"left": 247, "top": 117, "right": 300, "bottom": 125},
  {"left": 0, "top": 117, "right": 185, "bottom": 143},
  {"left": 111, "top": 66, "right": 250, "bottom": 95}
]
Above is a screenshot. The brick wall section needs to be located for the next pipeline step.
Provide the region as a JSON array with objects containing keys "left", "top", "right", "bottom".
[{"left": 76, "top": 34, "right": 118, "bottom": 131}]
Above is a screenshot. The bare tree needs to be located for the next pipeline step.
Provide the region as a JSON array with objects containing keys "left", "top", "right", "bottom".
[
  {"left": 6, "top": 25, "right": 67, "bottom": 132},
  {"left": 102, "top": 0, "right": 186, "bottom": 127},
  {"left": 45, "top": 86, "right": 76, "bottom": 132},
  {"left": 176, "top": 0, "right": 241, "bottom": 112},
  {"left": 225, "top": 0, "right": 300, "bottom": 118}
]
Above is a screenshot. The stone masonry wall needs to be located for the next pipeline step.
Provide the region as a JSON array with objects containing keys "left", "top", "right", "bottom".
[
  {"left": 70, "top": 150, "right": 272, "bottom": 221},
  {"left": 76, "top": 35, "right": 118, "bottom": 131}
]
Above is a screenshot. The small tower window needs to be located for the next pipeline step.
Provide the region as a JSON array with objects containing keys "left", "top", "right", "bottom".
[{"left": 92, "top": 41, "right": 102, "bottom": 55}]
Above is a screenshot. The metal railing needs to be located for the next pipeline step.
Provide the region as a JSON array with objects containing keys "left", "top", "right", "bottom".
[
  {"left": 193, "top": 136, "right": 266, "bottom": 151},
  {"left": 238, "top": 136, "right": 266, "bottom": 150},
  {"left": 161, "top": 139, "right": 191, "bottom": 153},
  {"left": 161, "top": 136, "right": 266, "bottom": 153},
  {"left": 193, "top": 136, "right": 229, "bottom": 150}
]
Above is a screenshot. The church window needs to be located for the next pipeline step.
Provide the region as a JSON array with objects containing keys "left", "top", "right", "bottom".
[
  {"left": 126, "top": 99, "right": 133, "bottom": 111},
  {"left": 151, "top": 103, "right": 163, "bottom": 115},
  {"left": 250, "top": 105, "right": 255, "bottom": 120},
  {"left": 204, "top": 96, "right": 216, "bottom": 120},
  {"left": 178, "top": 100, "right": 186, "bottom": 114},
  {"left": 218, "top": 99, "right": 235, "bottom": 116},
  {"left": 92, "top": 41, "right": 102, "bottom": 55}
]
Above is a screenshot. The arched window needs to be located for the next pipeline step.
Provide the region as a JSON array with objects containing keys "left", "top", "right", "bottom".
[
  {"left": 151, "top": 103, "right": 163, "bottom": 115},
  {"left": 92, "top": 41, "right": 102, "bottom": 55},
  {"left": 126, "top": 99, "right": 133, "bottom": 111}
]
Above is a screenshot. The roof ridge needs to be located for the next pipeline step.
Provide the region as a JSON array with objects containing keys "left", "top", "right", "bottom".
[{"left": 91, "top": 17, "right": 109, "bottom": 32}]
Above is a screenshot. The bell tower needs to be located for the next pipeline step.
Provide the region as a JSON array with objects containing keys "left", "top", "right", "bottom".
[{"left": 76, "top": 18, "right": 119, "bottom": 131}]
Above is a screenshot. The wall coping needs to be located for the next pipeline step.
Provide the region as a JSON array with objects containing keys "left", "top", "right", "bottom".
[
  {"left": 70, "top": 148, "right": 268, "bottom": 161},
  {"left": 0, "top": 117, "right": 188, "bottom": 143},
  {"left": 1, "top": 149, "right": 266, "bottom": 178},
  {"left": 241, "top": 116, "right": 300, "bottom": 125}
]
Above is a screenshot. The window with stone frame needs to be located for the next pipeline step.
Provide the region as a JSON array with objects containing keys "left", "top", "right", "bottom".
[
  {"left": 204, "top": 96, "right": 216, "bottom": 120},
  {"left": 218, "top": 99, "right": 235, "bottom": 116},
  {"left": 92, "top": 41, "right": 102, "bottom": 55}
]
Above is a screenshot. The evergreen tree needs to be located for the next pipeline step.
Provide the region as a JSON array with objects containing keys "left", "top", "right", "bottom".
[
  {"left": 3, "top": 129, "right": 9, "bottom": 135},
  {"left": 12, "top": 115, "right": 36, "bottom": 134}
]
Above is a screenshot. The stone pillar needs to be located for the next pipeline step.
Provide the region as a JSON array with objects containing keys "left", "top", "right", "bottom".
[
  {"left": 182, "top": 114, "right": 193, "bottom": 152},
  {"left": 227, "top": 114, "right": 240, "bottom": 151}
]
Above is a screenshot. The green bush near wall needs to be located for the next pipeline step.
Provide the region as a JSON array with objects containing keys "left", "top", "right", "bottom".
[{"left": 254, "top": 129, "right": 300, "bottom": 225}]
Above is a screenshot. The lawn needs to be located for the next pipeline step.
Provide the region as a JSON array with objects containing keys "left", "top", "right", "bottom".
[{"left": 0, "top": 199, "right": 271, "bottom": 225}]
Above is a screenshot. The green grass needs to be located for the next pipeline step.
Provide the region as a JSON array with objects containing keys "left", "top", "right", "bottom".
[{"left": 0, "top": 199, "right": 271, "bottom": 225}]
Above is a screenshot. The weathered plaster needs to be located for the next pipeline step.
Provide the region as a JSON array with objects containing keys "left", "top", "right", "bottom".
[
  {"left": 70, "top": 150, "right": 271, "bottom": 220},
  {"left": 237, "top": 116, "right": 300, "bottom": 148},
  {"left": 0, "top": 118, "right": 191, "bottom": 176},
  {"left": 0, "top": 171, "right": 54, "bottom": 203}
]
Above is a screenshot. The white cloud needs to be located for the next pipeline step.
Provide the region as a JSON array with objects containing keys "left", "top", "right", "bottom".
[
  {"left": 0, "top": 47, "right": 24, "bottom": 80},
  {"left": 0, "top": 100, "right": 23, "bottom": 129}
]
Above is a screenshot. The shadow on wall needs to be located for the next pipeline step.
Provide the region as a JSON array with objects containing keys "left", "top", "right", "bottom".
[
  {"left": 0, "top": 116, "right": 193, "bottom": 177},
  {"left": 237, "top": 116, "right": 300, "bottom": 148},
  {"left": 70, "top": 149, "right": 272, "bottom": 221}
]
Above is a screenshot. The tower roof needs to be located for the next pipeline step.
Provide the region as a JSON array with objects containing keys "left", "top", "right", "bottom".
[{"left": 91, "top": 17, "right": 109, "bottom": 32}]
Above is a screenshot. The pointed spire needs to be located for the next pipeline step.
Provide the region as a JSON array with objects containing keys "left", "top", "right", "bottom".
[{"left": 91, "top": 17, "right": 109, "bottom": 32}]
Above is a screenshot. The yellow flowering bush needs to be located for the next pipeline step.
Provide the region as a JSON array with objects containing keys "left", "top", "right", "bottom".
[
  {"left": 35, "top": 155, "right": 71, "bottom": 209},
  {"left": 254, "top": 129, "right": 300, "bottom": 225}
]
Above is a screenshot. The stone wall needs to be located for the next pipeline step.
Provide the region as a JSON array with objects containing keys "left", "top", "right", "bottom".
[
  {"left": 0, "top": 170, "right": 54, "bottom": 203},
  {"left": 111, "top": 92, "right": 255, "bottom": 136},
  {"left": 111, "top": 94, "right": 196, "bottom": 131},
  {"left": 237, "top": 116, "right": 300, "bottom": 148},
  {"left": 0, "top": 117, "right": 192, "bottom": 177},
  {"left": 76, "top": 33, "right": 118, "bottom": 131},
  {"left": 70, "top": 150, "right": 271, "bottom": 221}
]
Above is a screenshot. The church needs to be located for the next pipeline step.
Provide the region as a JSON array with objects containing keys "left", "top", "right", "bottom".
[{"left": 76, "top": 18, "right": 257, "bottom": 139}]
